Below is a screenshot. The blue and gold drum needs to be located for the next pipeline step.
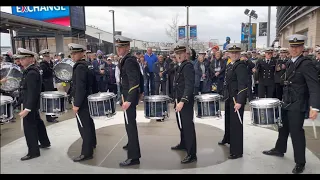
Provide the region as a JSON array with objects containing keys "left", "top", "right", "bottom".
[
  {"left": 144, "top": 95, "right": 171, "bottom": 120},
  {"left": 194, "top": 93, "right": 221, "bottom": 119},
  {"left": 249, "top": 98, "right": 282, "bottom": 126}
]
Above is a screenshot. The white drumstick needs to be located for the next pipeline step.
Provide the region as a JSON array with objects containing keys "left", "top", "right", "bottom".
[
  {"left": 175, "top": 99, "right": 182, "bottom": 129},
  {"left": 71, "top": 102, "right": 83, "bottom": 128},
  {"left": 233, "top": 97, "right": 243, "bottom": 125},
  {"left": 312, "top": 121, "right": 317, "bottom": 139},
  {"left": 121, "top": 95, "right": 129, "bottom": 125}
]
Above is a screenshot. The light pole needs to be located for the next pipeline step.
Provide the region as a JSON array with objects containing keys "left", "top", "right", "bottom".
[
  {"left": 267, "top": 6, "right": 271, "bottom": 47},
  {"left": 244, "top": 9, "right": 258, "bottom": 50},
  {"left": 96, "top": 32, "right": 102, "bottom": 50},
  {"left": 109, "top": 10, "right": 116, "bottom": 55},
  {"left": 186, "top": 6, "right": 190, "bottom": 48}
]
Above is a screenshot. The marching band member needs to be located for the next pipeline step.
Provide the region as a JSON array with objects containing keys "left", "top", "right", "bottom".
[
  {"left": 262, "top": 34, "right": 320, "bottom": 174},
  {"left": 274, "top": 48, "right": 288, "bottom": 100},
  {"left": 171, "top": 42, "right": 197, "bottom": 164},
  {"left": 115, "top": 35, "right": 143, "bottom": 166},
  {"left": 219, "top": 43, "right": 248, "bottom": 160},
  {"left": 68, "top": 43, "right": 97, "bottom": 162},
  {"left": 39, "top": 49, "right": 58, "bottom": 123},
  {"left": 253, "top": 47, "right": 276, "bottom": 98},
  {"left": 17, "top": 48, "right": 51, "bottom": 161}
]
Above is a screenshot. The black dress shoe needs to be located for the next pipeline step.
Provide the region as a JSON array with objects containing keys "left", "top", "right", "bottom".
[
  {"left": 262, "top": 148, "right": 284, "bottom": 157},
  {"left": 171, "top": 144, "right": 186, "bottom": 151},
  {"left": 218, "top": 140, "right": 229, "bottom": 145},
  {"left": 39, "top": 144, "right": 51, "bottom": 148},
  {"left": 73, "top": 155, "right": 93, "bottom": 162},
  {"left": 21, "top": 154, "right": 40, "bottom": 161},
  {"left": 119, "top": 158, "right": 140, "bottom": 167},
  {"left": 228, "top": 154, "right": 243, "bottom": 159},
  {"left": 181, "top": 154, "right": 197, "bottom": 164},
  {"left": 123, "top": 144, "right": 128, "bottom": 150},
  {"left": 292, "top": 164, "right": 305, "bottom": 174}
]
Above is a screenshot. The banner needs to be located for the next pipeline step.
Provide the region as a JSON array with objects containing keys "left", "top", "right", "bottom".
[
  {"left": 190, "top": 25, "right": 197, "bottom": 40},
  {"left": 241, "top": 23, "right": 257, "bottom": 49},
  {"left": 178, "top": 26, "right": 186, "bottom": 39},
  {"left": 11, "top": 6, "right": 70, "bottom": 27},
  {"left": 259, "top": 22, "right": 267, "bottom": 36}
]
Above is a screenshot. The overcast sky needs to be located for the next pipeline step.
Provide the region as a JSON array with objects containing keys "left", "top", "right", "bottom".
[{"left": 1, "top": 6, "right": 277, "bottom": 48}]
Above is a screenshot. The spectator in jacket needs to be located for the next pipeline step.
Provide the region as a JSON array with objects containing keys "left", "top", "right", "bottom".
[
  {"left": 92, "top": 50, "right": 107, "bottom": 92},
  {"left": 144, "top": 47, "right": 158, "bottom": 95},
  {"left": 168, "top": 54, "right": 178, "bottom": 99},
  {"left": 138, "top": 56, "right": 150, "bottom": 96},
  {"left": 153, "top": 55, "right": 168, "bottom": 95},
  {"left": 210, "top": 50, "right": 226, "bottom": 94},
  {"left": 195, "top": 50, "right": 211, "bottom": 94},
  {"left": 105, "top": 57, "right": 117, "bottom": 94}
]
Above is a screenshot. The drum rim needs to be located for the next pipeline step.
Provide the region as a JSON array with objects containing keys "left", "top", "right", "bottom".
[
  {"left": 249, "top": 98, "right": 281, "bottom": 108},
  {"left": 194, "top": 93, "right": 221, "bottom": 102},
  {"left": 88, "top": 92, "right": 117, "bottom": 101},
  {"left": 41, "top": 91, "right": 67, "bottom": 98},
  {"left": 144, "top": 95, "right": 171, "bottom": 102},
  {"left": 0, "top": 95, "right": 14, "bottom": 105}
]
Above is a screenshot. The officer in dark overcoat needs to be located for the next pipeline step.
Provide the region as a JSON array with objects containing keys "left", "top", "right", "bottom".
[
  {"left": 170, "top": 42, "right": 197, "bottom": 164},
  {"left": 218, "top": 43, "right": 248, "bottom": 160},
  {"left": 262, "top": 34, "right": 320, "bottom": 174},
  {"left": 17, "top": 48, "right": 51, "bottom": 161},
  {"left": 69, "top": 43, "right": 97, "bottom": 162},
  {"left": 115, "top": 35, "right": 143, "bottom": 167}
]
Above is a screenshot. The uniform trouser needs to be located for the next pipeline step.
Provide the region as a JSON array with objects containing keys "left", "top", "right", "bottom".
[
  {"left": 124, "top": 104, "right": 141, "bottom": 159},
  {"left": 154, "top": 81, "right": 167, "bottom": 95},
  {"left": 175, "top": 99, "right": 197, "bottom": 156},
  {"left": 77, "top": 106, "right": 97, "bottom": 156},
  {"left": 275, "top": 110, "right": 306, "bottom": 164},
  {"left": 56, "top": 83, "right": 70, "bottom": 93},
  {"left": 222, "top": 99, "right": 244, "bottom": 155},
  {"left": 247, "top": 79, "right": 253, "bottom": 102},
  {"left": 258, "top": 84, "right": 275, "bottom": 98},
  {"left": 274, "top": 83, "right": 283, "bottom": 100},
  {"left": 24, "top": 110, "right": 50, "bottom": 155}
]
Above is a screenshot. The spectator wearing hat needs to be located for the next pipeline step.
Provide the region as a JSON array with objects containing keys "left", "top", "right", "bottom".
[
  {"left": 105, "top": 57, "right": 117, "bottom": 94},
  {"left": 92, "top": 50, "right": 107, "bottom": 92},
  {"left": 262, "top": 34, "right": 320, "bottom": 174},
  {"left": 153, "top": 55, "right": 169, "bottom": 96},
  {"left": 195, "top": 50, "right": 211, "bottom": 95},
  {"left": 253, "top": 47, "right": 276, "bottom": 98}
]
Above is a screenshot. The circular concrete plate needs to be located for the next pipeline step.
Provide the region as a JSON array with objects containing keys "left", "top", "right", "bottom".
[{"left": 67, "top": 120, "right": 229, "bottom": 170}]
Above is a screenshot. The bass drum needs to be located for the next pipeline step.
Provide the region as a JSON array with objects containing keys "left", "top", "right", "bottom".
[
  {"left": 53, "top": 58, "right": 75, "bottom": 82},
  {"left": 0, "top": 62, "right": 23, "bottom": 92}
]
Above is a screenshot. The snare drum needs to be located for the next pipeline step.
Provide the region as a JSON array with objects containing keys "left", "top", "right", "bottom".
[
  {"left": 249, "top": 98, "right": 282, "bottom": 126},
  {"left": 88, "top": 92, "right": 117, "bottom": 118},
  {"left": 53, "top": 58, "right": 75, "bottom": 82},
  {"left": 0, "top": 95, "right": 14, "bottom": 122},
  {"left": 0, "top": 62, "right": 23, "bottom": 92},
  {"left": 194, "top": 93, "right": 221, "bottom": 118},
  {"left": 40, "top": 91, "right": 67, "bottom": 116},
  {"left": 144, "top": 95, "right": 171, "bottom": 119}
]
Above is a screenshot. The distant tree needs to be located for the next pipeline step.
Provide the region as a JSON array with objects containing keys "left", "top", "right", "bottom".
[{"left": 165, "top": 14, "right": 179, "bottom": 43}]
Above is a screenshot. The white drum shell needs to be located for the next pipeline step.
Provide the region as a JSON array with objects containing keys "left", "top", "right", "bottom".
[
  {"left": 0, "top": 95, "right": 14, "bottom": 122},
  {"left": 40, "top": 91, "right": 67, "bottom": 116},
  {"left": 144, "top": 95, "right": 171, "bottom": 119},
  {"left": 194, "top": 93, "right": 222, "bottom": 118},
  {"left": 88, "top": 92, "right": 117, "bottom": 119}
]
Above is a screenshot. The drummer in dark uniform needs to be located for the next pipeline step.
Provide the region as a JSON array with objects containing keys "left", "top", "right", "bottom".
[
  {"left": 253, "top": 47, "right": 276, "bottom": 98},
  {"left": 262, "top": 34, "right": 320, "bottom": 174},
  {"left": 171, "top": 42, "right": 197, "bottom": 164},
  {"left": 115, "top": 35, "right": 143, "bottom": 167},
  {"left": 219, "top": 43, "right": 248, "bottom": 160},
  {"left": 274, "top": 48, "right": 288, "bottom": 100},
  {"left": 68, "top": 43, "right": 97, "bottom": 162},
  {"left": 17, "top": 48, "right": 51, "bottom": 161},
  {"left": 39, "top": 49, "right": 58, "bottom": 123}
]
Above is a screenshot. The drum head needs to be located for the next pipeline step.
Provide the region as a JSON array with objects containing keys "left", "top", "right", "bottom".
[
  {"left": 195, "top": 93, "right": 220, "bottom": 102},
  {"left": 0, "top": 62, "right": 23, "bottom": 92},
  {"left": 0, "top": 95, "right": 13, "bottom": 105},
  {"left": 88, "top": 92, "right": 115, "bottom": 101},
  {"left": 144, "top": 95, "right": 171, "bottom": 102},
  {"left": 41, "top": 91, "right": 67, "bottom": 98},
  {"left": 249, "top": 98, "right": 281, "bottom": 108},
  {"left": 53, "top": 59, "right": 74, "bottom": 82}
]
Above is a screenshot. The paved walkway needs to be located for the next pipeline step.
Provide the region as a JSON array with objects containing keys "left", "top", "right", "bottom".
[{"left": 1, "top": 111, "right": 320, "bottom": 174}]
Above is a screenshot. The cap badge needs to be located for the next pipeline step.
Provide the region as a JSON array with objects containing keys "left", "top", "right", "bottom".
[
  {"left": 233, "top": 45, "right": 236, "bottom": 49},
  {"left": 293, "top": 37, "right": 297, "bottom": 42}
]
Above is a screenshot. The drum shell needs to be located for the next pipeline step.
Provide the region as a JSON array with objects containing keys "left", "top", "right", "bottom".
[
  {"left": 0, "top": 95, "right": 14, "bottom": 122},
  {"left": 194, "top": 93, "right": 221, "bottom": 118},
  {"left": 249, "top": 98, "right": 282, "bottom": 125},
  {"left": 88, "top": 96, "right": 117, "bottom": 118},
  {"left": 40, "top": 92, "right": 67, "bottom": 115},
  {"left": 0, "top": 62, "right": 23, "bottom": 92},
  {"left": 144, "top": 95, "right": 171, "bottom": 119}
]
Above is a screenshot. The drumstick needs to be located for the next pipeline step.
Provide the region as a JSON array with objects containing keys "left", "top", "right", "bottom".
[
  {"left": 121, "top": 95, "right": 129, "bottom": 125},
  {"left": 71, "top": 102, "right": 83, "bottom": 128},
  {"left": 232, "top": 97, "right": 243, "bottom": 125},
  {"left": 310, "top": 107, "right": 318, "bottom": 139},
  {"left": 175, "top": 99, "right": 182, "bottom": 129}
]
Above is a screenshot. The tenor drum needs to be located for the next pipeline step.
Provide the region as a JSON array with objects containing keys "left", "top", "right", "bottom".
[
  {"left": 144, "top": 95, "right": 171, "bottom": 119},
  {"left": 0, "top": 95, "right": 14, "bottom": 122},
  {"left": 0, "top": 62, "right": 23, "bottom": 92},
  {"left": 40, "top": 91, "right": 67, "bottom": 116},
  {"left": 88, "top": 92, "right": 117, "bottom": 118},
  {"left": 53, "top": 58, "right": 75, "bottom": 82},
  {"left": 249, "top": 98, "right": 282, "bottom": 126},
  {"left": 195, "top": 93, "right": 221, "bottom": 118}
]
